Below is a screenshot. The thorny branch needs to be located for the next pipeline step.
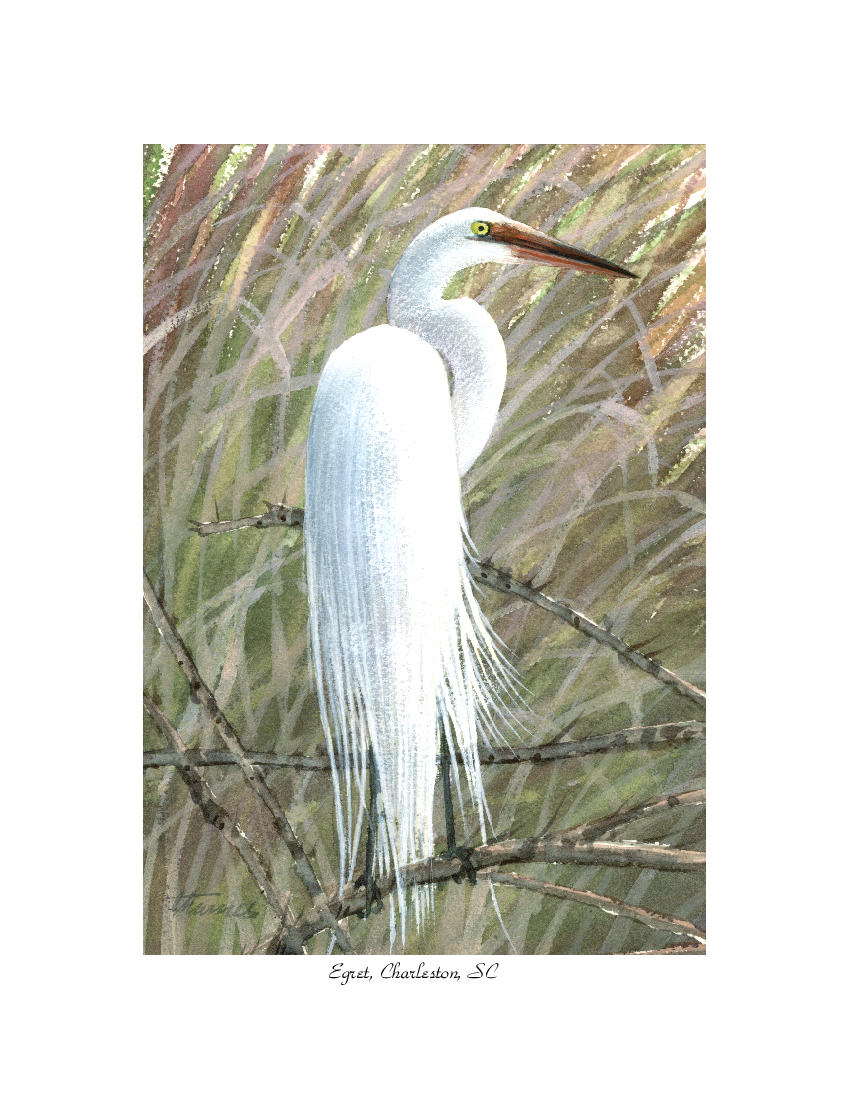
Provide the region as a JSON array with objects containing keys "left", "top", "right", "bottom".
[
  {"left": 616, "top": 943, "right": 705, "bottom": 955},
  {"left": 142, "top": 570, "right": 355, "bottom": 954},
  {"left": 163, "top": 508, "right": 706, "bottom": 955},
  {"left": 189, "top": 502, "right": 303, "bottom": 537},
  {"left": 468, "top": 559, "right": 705, "bottom": 707},
  {"left": 271, "top": 811, "right": 705, "bottom": 949},
  {"left": 143, "top": 695, "right": 305, "bottom": 955},
  {"left": 143, "top": 720, "right": 705, "bottom": 770},
  {"left": 143, "top": 577, "right": 704, "bottom": 957},
  {"left": 189, "top": 503, "right": 705, "bottom": 707},
  {"left": 562, "top": 787, "right": 706, "bottom": 843},
  {"left": 486, "top": 871, "right": 706, "bottom": 946}
]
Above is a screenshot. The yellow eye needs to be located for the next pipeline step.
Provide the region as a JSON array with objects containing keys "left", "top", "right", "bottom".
[{"left": 470, "top": 220, "right": 490, "bottom": 236}]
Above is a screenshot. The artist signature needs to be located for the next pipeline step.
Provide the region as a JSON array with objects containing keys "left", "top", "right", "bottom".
[{"left": 167, "top": 891, "right": 260, "bottom": 919}]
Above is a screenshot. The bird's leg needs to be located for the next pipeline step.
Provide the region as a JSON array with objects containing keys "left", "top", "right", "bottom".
[
  {"left": 354, "top": 746, "right": 384, "bottom": 918},
  {"left": 438, "top": 725, "right": 478, "bottom": 885}
]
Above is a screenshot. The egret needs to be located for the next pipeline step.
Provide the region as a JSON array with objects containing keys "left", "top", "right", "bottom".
[{"left": 305, "top": 207, "right": 635, "bottom": 943}]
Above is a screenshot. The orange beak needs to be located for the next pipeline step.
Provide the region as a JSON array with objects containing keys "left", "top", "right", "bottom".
[{"left": 488, "top": 221, "right": 636, "bottom": 279}]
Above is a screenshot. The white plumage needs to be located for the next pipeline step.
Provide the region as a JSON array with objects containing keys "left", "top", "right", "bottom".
[{"left": 304, "top": 207, "right": 634, "bottom": 942}]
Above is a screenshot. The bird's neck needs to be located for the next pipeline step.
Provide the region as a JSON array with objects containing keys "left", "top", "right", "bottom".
[{"left": 388, "top": 262, "right": 507, "bottom": 477}]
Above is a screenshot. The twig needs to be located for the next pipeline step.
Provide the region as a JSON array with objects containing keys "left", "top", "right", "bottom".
[
  {"left": 467, "top": 560, "right": 705, "bottom": 707},
  {"left": 143, "top": 721, "right": 705, "bottom": 770},
  {"left": 250, "top": 780, "right": 705, "bottom": 951},
  {"left": 287, "top": 835, "right": 704, "bottom": 946},
  {"left": 530, "top": 721, "right": 705, "bottom": 758},
  {"left": 145, "top": 749, "right": 335, "bottom": 770},
  {"left": 142, "top": 570, "right": 355, "bottom": 954},
  {"left": 143, "top": 695, "right": 305, "bottom": 955},
  {"left": 486, "top": 871, "right": 706, "bottom": 944},
  {"left": 615, "top": 942, "right": 705, "bottom": 955},
  {"left": 188, "top": 503, "right": 705, "bottom": 707},
  {"left": 469, "top": 836, "right": 704, "bottom": 874},
  {"left": 562, "top": 787, "right": 706, "bottom": 843},
  {"left": 189, "top": 504, "right": 304, "bottom": 537}
]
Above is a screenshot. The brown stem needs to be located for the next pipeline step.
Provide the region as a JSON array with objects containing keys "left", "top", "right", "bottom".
[
  {"left": 142, "top": 570, "right": 354, "bottom": 954},
  {"left": 616, "top": 942, "right": 705, "bottom": 955},
  {"left": 286, "top": 834, "right": 704, "bottom": 946},
  {"left": 143, "top": 721, "right": 705, "bottom": 771},
  {"left": 469, "top": 559, "right": 705, "bottom": 707},
  {"left": 562, "top": 787, "right": 706, "bottom": 843},
  {"left": 487, "top": 871, "right": 705, "bottom": 944},
  {"left": 143, "top": 695, "right": 304, "bottom": 954}
]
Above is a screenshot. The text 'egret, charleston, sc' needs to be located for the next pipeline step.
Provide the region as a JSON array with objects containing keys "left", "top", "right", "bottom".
[{"left": 305, "top": 208, "right": 635, "bottom": 943}]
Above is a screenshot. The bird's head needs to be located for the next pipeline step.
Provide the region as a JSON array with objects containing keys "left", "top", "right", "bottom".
[{"left": 399, "top": 206, "right": 636, "bottom": 284}]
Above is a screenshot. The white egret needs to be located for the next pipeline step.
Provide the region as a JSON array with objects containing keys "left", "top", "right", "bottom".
[{"left": 305, "top": 207, "right": 634, "bottom": 942}]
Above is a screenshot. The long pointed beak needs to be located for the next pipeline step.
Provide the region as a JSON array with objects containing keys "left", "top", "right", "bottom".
[{"left": 489, "top": 221, "right": 636, "bottom": 279}]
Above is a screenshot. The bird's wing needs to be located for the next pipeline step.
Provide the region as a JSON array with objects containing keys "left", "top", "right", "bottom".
[{"left": 305, "top": 325, "right": 503, "bottom": 910}]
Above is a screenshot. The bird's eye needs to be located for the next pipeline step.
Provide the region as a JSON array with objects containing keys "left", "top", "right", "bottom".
[{"left": 471, "top": 220, "right": 491, "bottom": 236}]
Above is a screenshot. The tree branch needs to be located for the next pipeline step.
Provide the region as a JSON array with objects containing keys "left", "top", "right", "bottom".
[
  {"left": 615, "top": 942, "right": 705, "bottom": 955},
  {"left": 486, "top": 870, "right": 706, "bottom": 944},
  {"left": 142, "top": 570, "right": 355, "bottom": 954},
  {"left": 286, "top": 834, "right": 703, "bottom": 946},
  {"left": 143, "top": 721, "right": 705, "bottom": 770},
  {"left": 468, "top": 558, "right": 705, "bottom": 707},
  {"left": 143, "top": 695, "right": 305, "bottom": 955},
  {"left": 561, "top": 787, "right": 706, "bottom": 843},
  {"left": 189, "top": 503, "right": 303, "bottom": 537},
  {"left": 188, "top": 503, "right": 705, "bottom": 707},
  {"left": 243, "top": 777, "right": 705, "bottom": 951}
]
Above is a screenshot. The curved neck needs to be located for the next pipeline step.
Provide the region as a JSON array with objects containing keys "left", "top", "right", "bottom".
[{"left": 388, "top": 251, "right": 506, "bottom": 477}]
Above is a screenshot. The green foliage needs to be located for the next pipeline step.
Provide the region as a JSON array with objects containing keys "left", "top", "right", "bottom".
[{"left": 144, "top": 144, "right": 705, "bottom": 955}]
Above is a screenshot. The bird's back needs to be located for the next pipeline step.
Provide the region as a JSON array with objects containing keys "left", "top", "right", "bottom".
[{"left": 305, "top": 325, "right": 509, "bottom": 940}]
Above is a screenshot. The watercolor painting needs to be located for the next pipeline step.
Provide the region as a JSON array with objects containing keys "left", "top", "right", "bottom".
[{"left": 143, "top": 144, "right": 706, "bottom": 956}]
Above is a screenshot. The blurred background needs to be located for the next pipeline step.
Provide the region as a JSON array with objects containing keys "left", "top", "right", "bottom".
[{"left": 143, "top": 144, "right": 705, "bottom": 955}]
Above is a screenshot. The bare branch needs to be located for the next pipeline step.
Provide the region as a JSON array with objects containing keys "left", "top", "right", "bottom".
[
  {"left": 487, "top": 871, "right": 706, "bottom": 944},
  {"left": 562, "top": 787, "right": 706, "bottom": 843},
  {"left": 287, "top": 833, "right": 704, "bottom": 946},
  {"left": 145, "top": 749, "right": 335, "bottom": 770},
  {"left": 188, "top": 503, "right": 705, "bottom": 707},
  {"left": 143, "top": 695, "right": 305, "bottom": 955},
  {"left": 142, "top": 570, "right": 355, "bottom": 954},
  {"left": 468, "top": 560, "right": 705, "bottom": 707},
  {"left": 471, "top": 836, "right": 704, "bottom": 874},
  {"left": 143, "top": 721, "right": 705, "bottom": 770},
  {"left": 526, "top": 721, "right": 705, "bottom": 759},
  {"left": 189, "top": 503, "right": 304, "bottom": 537},
  {"left": 616, "top": 942, "right": 705, "bottom": 955}
]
